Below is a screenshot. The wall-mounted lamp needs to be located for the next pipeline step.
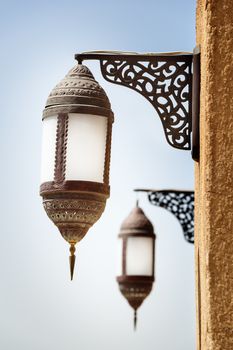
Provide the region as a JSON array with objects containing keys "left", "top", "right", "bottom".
[
  {"left": 40, "top": 65, "right": 114, "bottom": 280},
  {"left": 116, "top": 189, "right": 193, "bottom": 328},
  {"left": 116, "top": 203, "right": 156, "bottom": 330},
  {"left": 40, "top": 49, "right": 199, "bottom": 279},
  {"left": 135, "top": 189, "right": 194, "bottom": 243}
]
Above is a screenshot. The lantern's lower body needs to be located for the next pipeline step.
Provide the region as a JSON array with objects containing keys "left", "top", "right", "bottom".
[
  {"left": 40, "top": 181, "right": 109, "bottom": 244},
  {"left": 117, "top": 276, "right": 154, "bottom": 310}
]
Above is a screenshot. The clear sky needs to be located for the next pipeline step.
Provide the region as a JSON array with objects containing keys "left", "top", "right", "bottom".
[{"left": 0, "top": 0, "right": 196, "bottom": 349}]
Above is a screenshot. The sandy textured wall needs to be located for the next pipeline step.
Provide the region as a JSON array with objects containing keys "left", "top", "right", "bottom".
[{"left": 195, "top": 0, "right": 233, "bottom": 349}]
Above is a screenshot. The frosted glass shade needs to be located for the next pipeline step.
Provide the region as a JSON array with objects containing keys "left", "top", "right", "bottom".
[
  {"left": 116, "top": 238, "right": 123, "bottom": 276},
  {"left": 41, "top": 115, "right": 57, "bottom": 183},
  {"left": 65, "top": 113, "right": 108, "bottom": 182},
  {"left": 40, "top": 113, "right": 108, "bottom": 184},
  {"left": 126, "top": 237, "right": 154, "bottom": 276}
]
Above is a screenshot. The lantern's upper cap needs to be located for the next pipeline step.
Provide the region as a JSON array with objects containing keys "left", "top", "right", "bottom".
[
  {"left": 119, "top": 206, "right": 155, "bottom": 237},
  {"left": 43, "top": 64, "right": 113, "bottom": 119}
]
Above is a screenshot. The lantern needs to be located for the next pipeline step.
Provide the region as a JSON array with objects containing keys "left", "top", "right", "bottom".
[
  {"left": 117, "top": 203, "right": 156, "bottom": 329},
  {"left": 40, "top": 64, "right": 114, "bottom": 280}
]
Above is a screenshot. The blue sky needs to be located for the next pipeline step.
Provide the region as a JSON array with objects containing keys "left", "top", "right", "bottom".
[{"left": 0, "top": 1, "right": 196, "bottom": 349}]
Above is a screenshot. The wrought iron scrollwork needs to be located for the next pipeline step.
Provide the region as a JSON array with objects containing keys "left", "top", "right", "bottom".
[
  {"left": 75, "top": 51, "right": 194, "bottom": 151},
  {"left": 99, "top": 56, "right": 192, "bottom": 150},
  {"left": 147, "top": 190, "right": 194, "bottom": 243}
]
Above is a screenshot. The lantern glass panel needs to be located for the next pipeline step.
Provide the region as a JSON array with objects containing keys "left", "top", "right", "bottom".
[
  {"left": 116, "top": 238, "right": 123, "bottom": 276},
  {"left": 126, "top": 237, "right": 154, "bottom": 276},
  {"left": 65, "top": 113, "right": 108, "bottom": 182},
  {"left": 41, "top": 115, "right": 58, "bottom": 183}
]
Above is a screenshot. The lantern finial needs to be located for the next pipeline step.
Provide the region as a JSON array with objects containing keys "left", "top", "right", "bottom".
[
  {"left": 134, "top": 309, "right": 137, "bottom": 331},
  {"left": 69, "top": 243, "right": 76, "bottom": 281}
]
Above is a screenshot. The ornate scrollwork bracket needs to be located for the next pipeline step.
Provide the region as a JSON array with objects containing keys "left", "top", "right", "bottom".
[
  {"left": 75, "top": 50, "right": 200, "bottom": 155},
  {"left": 135, "top": 189, "right": 194, "bottom": 244}
]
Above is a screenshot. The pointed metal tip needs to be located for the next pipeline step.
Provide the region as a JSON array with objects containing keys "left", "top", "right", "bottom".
[
  {"left": 69, "top": 255, "right": 76, "bottom": 281},
  {"left": 134, "top": 309, "right": 137, "bottom": 331},
  {"left": 69, "top": 243, "right": 76, "bottom": 281}
]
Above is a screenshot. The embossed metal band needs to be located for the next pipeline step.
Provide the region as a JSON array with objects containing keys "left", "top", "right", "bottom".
[
  {"left": 42, "top": 105, "right": 114, "bottom": 120},
  {"left": 40, "top": 181, "right": 110, "bottom": 197},
  {"left": 117, "top": 276, "right": 155, "bottom": 284}
]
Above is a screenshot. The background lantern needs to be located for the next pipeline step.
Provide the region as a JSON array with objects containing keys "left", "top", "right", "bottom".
[
  {"left": 116, "top": 203, "right": 156, "bottom": 329},
  {"left": 40, "top": 64, "right": 114, "bottom": 280}
]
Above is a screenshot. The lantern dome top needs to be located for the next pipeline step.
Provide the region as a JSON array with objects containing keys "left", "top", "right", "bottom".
[
  {"left": 43, "top": 64, "right": 113, "bottom": 119},
  {"left": 119, "top": 206, "right": 155, "bottom": 237}
]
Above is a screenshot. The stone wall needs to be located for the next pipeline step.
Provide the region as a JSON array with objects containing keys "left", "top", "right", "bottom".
[{"left": 195, "top": 1, "right": 233, "bottom": 349}]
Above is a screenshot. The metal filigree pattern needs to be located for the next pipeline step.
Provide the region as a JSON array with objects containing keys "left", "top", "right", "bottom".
[
  {"left": 119, "top": 283, "right": 153, "bottom": 310},
  {"left": 148, "top": 190, "right": 194, "bottom": 243},
  {"left": 43, "top": 198, "right": 105, "bottom": 224},
  {"left": 99, "top": 57, "right": 192, "bottom": 149},
  {"left": 43, "top": 197, "right": 106, "bottom": 243}
]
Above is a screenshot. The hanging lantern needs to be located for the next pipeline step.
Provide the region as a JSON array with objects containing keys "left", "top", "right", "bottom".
[
  {"left": 40, "top": 64, "right": 114, "bottom": 280},
  {"left": 117, "top": 203, "right": 156, "bottom": 329}
]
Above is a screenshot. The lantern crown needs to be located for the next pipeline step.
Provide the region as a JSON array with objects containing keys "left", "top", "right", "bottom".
[
  {"left": 120, "top": 206, "right": 155, "bottom": 237},
  {"left": 43, "top": 64, "right": 113, "bottom": 119}
]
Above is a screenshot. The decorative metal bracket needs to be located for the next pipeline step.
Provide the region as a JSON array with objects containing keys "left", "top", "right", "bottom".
[
  {"left": 135, "top": 189, "right": 194, "bottom": 244},
  {"left": 75, "top": 50, "right": 200, "bottom": 157}
]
